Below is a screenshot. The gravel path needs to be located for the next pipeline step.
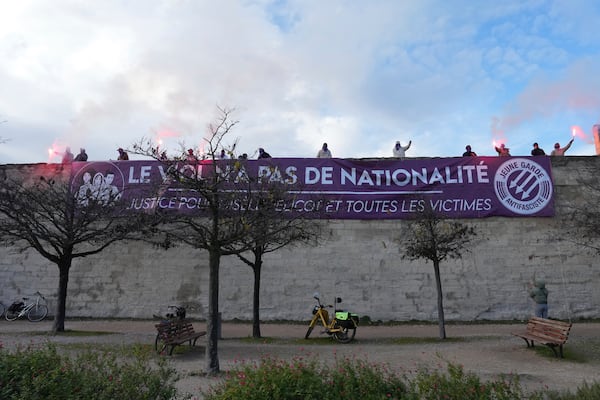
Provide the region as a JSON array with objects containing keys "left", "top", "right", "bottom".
[{"left": 1, "top": 319, "right": 599, "bottom": 398}]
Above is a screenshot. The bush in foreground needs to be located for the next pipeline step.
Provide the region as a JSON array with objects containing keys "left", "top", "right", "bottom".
[
  {"left": 3, "top": 342, "right": 599, "bottom": 399},
  {"left": 409, "top": 362, "right": 523, "bottom": 399},
  {"left": 541, "top": 382, "right": 600, "bottom": 400},
  {"left": 0, "top": 342, "right": 188, "bottom": 400},
  {"left": 204, "top": 354, "right": 600, "bottom": 400},
  {"left": 204, "top": 354, "right": 407, "bottom": 400}
]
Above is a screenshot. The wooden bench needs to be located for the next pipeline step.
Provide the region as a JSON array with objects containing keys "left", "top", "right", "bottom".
[
  {"left": 154, "top": 319, "right": 206, "bottom": 355},
  {"left": 511, "top": 317, "right": 572, "bottom": 358}
]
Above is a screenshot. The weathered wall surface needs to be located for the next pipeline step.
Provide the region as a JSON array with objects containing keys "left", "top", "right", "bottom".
[{"left": 1, "top": 157, "right": 598, "bottom": 322}]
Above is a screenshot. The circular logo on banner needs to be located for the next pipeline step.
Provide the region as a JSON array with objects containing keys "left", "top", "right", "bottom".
[
  {"left": 493, "top": 158, "right": 553, "bottom": 215},
  {"left": 71, "top": 162, "right": 126, "bottom": 206}
]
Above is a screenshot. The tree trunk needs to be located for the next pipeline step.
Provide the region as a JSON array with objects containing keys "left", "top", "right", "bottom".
[
  {"left": 252, "top": 252, "right": 262, "bottom": 338},
  {"left": 52, "top": 259, "right": 71, "bottom": 333},
  {"left": 433, "top": 260, "right": 446, "bottom": 339},
  {"left": 205, "top": 248, "right": 221, "bottom": 375}
]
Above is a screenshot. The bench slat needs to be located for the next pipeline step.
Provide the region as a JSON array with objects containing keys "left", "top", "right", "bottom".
[{"left": 529, "top": 317, "right": 571, "bottom": 328}]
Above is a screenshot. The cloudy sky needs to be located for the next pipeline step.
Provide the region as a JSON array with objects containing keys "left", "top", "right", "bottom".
[{"left": 1, "top": 0, "right": 600, "bottom": 164}]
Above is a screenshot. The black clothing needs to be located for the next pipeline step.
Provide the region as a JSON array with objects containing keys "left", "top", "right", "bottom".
[
  {"left": 531, "top": 148, "right": 546, "bottom": 156},
  {"left": 463, "top": 151, "right": 477, "bottom": 157},
  {"left": 117, "top": 147, "right": 129, "bottom": 160},
  {"left": 74, "top": 151, "right": 88, "bottom": 161},
  {"left": 258, "top": 151, "right": 271, "bottom": 159}
]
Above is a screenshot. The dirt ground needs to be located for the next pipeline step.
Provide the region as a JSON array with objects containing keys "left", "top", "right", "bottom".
[{"left": 1, "top": 319, "right": 599, "bottom": 399}]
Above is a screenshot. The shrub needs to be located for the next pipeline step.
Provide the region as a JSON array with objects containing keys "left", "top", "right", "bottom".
[
  {"left": 537, "top": 382, "right": 600, "bottom": 400},
  {"left": 0, "top": 343, "right": 188, "bottom": 400},
  {"left": 409, "top": 362, "right": 524, "bottom": 399},
  {"left": 205, "top": 355, "right": 600, "bottom": 400},
  {"left": 203, "top": 354, "right": 406, "bottom": 400}
]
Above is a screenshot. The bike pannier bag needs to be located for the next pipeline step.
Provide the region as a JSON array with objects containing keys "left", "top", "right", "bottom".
[
  {"left": 335, "top": 311, "right": 349, "bottom": 320},
  {"left": 336, "top": 312, "right": 359, "bottom": 328}
]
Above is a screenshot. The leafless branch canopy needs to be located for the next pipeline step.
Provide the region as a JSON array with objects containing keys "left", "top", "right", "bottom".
[
  {"left": 399, "top": 205, "right": 476, "bottom": 263},
  {"left": 132, "top": 106, "right": 240, "bottom": 162},
  {"left": 0, "top": 166, "right": 150, "bottom": 262},
  {"left": 130, "top": 106, "right": 323, "bottom": 255}
]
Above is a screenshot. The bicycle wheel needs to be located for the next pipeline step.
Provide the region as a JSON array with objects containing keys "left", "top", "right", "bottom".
[
  {"left": 333, "top": 324, "right": 356, "bottom": 344},
  {"left": 27, "top": 304, "right": 48, "bottom": 322},
  {"left": 305, "top": 325, "right": 314, "bottom": 339},
  {"left": 155, "top": 333, "right": 167, "bottom": 353},
  {"left": 5, "top": 308, "right": 20, "bottom": 321}
]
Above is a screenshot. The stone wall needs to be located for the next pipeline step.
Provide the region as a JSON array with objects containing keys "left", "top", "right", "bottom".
[{"left": 1, "top": 157, "right": 599, "bottom": 322}]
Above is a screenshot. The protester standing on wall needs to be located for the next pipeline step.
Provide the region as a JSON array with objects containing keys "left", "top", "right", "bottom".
[
  {"left": 393, "top": 140, "right": 411, "bottom": 158},
  {"left": 551, "top": 139, "right": 574, "bottom": 156},
  {"left": 74, "top": 148, "right": 88, "bottom": 161},
  {"left": 62, "top": 147, "right": 74, "bottom": 163},
  {"left": 531, "top": 143, "right": 546, "bottom": 156},
  {"left": 494, "top": 143, "right": 511, "bottom": 156},
  {"left": 258, "top": 148, "right": 271, "bottom": 159},
  {"left": 117, "top": 148, "right": 129, "bottom": 160},
  {"left": 317, "top": 143, "right": 332, "bottom": 158},
  {"left": 462, "top": 145, "right": 477, "bottom": 157},
  {"left": 186, "top": 149, "right": 197, "bottom": 163}
]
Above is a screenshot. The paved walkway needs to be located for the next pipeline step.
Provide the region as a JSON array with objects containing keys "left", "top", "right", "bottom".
[{"left": 1, "top": 319, "right": 599, "bottom": 398}]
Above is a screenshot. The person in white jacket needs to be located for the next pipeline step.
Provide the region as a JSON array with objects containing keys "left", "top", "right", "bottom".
[
  {"left": 316, "top": 143, "right": 332, "bottom": 158},
  {"left": 392, "top": 140, "right": 411, "bottom": 158}
]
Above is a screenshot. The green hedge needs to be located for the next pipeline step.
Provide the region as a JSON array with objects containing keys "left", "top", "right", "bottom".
[{"left": 0, "top": 343, "right": 188, "bottom": 400}]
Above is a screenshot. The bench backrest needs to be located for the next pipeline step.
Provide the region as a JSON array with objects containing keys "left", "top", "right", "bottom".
[
  {"left": 155, "top": 320, "right": 197, "bottom": 338},
  {"left": 526, "top": 317, "right": 572, "bottom": 343}
]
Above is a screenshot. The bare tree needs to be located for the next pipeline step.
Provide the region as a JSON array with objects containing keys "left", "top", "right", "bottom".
[
  {"left": 134, "top": 107, "right": 326, "bottom": 372},
  {"left": 0, "top": 164, "right": 151, "bottom": 333},
  {"left": 134, "top": 107, "right": 284, "bottom": 374},
  {"left": 398, "top": 206, "right": 476, "bottom": 339},
  {"left": 228, "top": 184, "right": 323, "bottom": 338}
]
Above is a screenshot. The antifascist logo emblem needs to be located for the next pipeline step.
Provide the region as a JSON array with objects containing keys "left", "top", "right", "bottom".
[{"left": 493, "top": 158, "right": 553, "bottom": 215}]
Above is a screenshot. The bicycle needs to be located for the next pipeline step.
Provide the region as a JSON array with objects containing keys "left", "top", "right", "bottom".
[
  {"left": 5, "top": 291, "right": 49, "bottom": 322},
  {"left": 305, "top": 293, "right": 359, "bottom": 343},
  {"left": 154, "top": 305, "right": 187, "bottom": 351}
]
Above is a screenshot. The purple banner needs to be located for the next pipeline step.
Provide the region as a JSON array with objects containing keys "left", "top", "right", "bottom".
[{"left": 69, "top": 156, "right": 554, "bottom": 219}]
